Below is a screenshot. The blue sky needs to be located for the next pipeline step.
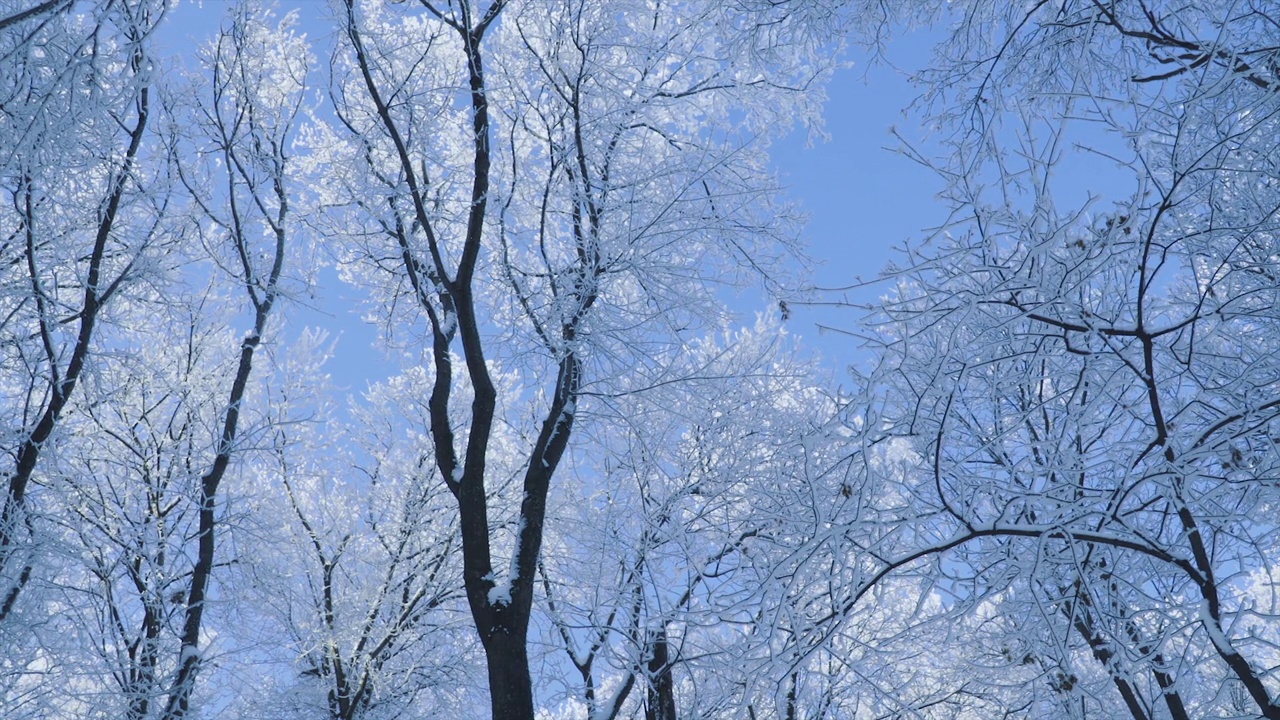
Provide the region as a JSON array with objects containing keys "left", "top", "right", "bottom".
[{"left": 772, "top": 34, "right": 945, "bottom": 374}]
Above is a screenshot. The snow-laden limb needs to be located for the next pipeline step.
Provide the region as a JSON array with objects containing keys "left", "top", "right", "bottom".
[
  {"left": 157, "top": 7, "right": 311, "bottom": 717},
  {"left": 232, "top": 360, "right": 481, "bottom": 720}
]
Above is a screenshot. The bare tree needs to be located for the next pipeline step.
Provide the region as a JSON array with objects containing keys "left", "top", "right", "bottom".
[
  {"left": 317, "top": 0, "right": 831, "bottom": 716},
  {"left": 818, "top": 1, "right": 1280, "bottom": 717},
  {"left": 158, "top": 6, "right": 308, "bottom": 716},
  {"left": 42, "top": 303, "right": 266, "bottom": 719},
  {"left": 248, "top": 362, "right": 481, "bottom": 720},
  {"left": 0, "top": 0, "right": 169, "bottom": 624},
  {"left": 536, "top": 320, "right": 840, "bottom": 720}
]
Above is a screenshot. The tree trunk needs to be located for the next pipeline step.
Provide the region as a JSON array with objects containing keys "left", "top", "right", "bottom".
[
  {"left": 646, "top": 628, "right": 677, "bottom": 720},
  {"left": 483, "top": 628, "right": 535, "bottom": 720}
]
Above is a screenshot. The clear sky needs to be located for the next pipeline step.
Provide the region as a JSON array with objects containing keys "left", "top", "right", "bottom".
[{"left": 771, "top": 33, "right": 946, "bottom": 376}]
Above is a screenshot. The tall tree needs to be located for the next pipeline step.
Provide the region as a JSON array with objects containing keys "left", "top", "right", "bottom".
[
  {"left": 318, "top": 0, "right": 831, "bottom": 715},
  {"left": 158, "top": 6, "right": 308, "bottom": 716},
  {"left": 2, "top": 4, "right": 308, "bottom": 716},
  {"left": 0, "top": 0, "right": 169, "bottom": 624}
]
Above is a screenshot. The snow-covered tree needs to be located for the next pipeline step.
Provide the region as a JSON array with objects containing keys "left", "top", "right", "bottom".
[
  {"left": 536, "top": 318, "right": 844, "bottom": 720},
  {"left": 829, "top": 1, "right": 1280, "bottom": 717},
  {"left": 315, "top": 0, "right": 834, "bottom": 716},
  {"left": 0, "top": 0, "right": 170, "bottom": 627},
  {"left": 0, "top": 4, "right": 309, "bottom": 716}
]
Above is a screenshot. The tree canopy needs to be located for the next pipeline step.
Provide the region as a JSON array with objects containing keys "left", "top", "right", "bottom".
[{"left": 2, "top": 0, "right": 1279, "bottom": 719}]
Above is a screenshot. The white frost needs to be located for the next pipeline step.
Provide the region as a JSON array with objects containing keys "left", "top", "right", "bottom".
[
  {"left": 179, "top": 645, "right": 201, "bottom": 665},
  {"left": 488, "top": 581, "right": 511, "bottom": 607},
  {"left": 488, "top": 517, "right": 528, "bottom": 607},
  {"left": 1199, "top": 599, "right": 1234, "bottom": 654}
]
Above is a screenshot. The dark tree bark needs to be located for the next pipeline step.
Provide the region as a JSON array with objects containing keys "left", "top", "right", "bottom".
[
  {"left": 339, "top": 2, "right": 583, "bottom": 717},
  {"left": 646, "top": 628, "right": 677, "bottom": 720},
  {"left": 160, "top": 14, "right": 293, "bottom": 712}
]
